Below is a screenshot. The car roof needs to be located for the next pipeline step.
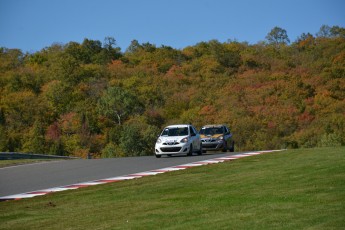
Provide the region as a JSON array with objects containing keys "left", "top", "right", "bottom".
[
  {"left": 165, "top": 124, "right": 190, "bottom": 128},
  {"left": 201, "top": 124, "right": 225, "bottom": 128}
]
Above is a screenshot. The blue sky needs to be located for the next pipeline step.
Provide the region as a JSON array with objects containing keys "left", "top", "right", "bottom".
[{"left": 1, "top": 0, "right": 344, "bottom": 53}]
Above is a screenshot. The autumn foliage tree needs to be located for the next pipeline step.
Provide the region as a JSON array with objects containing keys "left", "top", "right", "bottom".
[{"left": 0, "top": 26, "right": 344, "bottom": 157}]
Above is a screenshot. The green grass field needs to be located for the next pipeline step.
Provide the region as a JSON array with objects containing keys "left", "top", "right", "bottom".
[{"left": 1, "top": 147, "right": 344, "bottom": 229}]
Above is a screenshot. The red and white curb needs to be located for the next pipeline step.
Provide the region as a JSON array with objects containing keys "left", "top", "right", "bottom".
[{"left": 0, "top": 150, "right": 284, "bottom": 201}]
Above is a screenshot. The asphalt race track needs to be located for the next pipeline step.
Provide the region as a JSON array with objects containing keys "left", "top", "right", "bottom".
[{"left": 0, "top": 152, "right": 244, "bottom": 198}]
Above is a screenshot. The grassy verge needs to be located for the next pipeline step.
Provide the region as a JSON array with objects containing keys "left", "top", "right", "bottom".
[
  {"left": 1, "top": 147, "right": 344, "bottom": 229},
  {"left": 0, "top": 159, "right": 61, "bottom": 168}
]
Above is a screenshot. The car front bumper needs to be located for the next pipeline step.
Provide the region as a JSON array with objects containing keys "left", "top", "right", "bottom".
[
  {"left": 201, "top": 139, "right": 224, "bottom": 151},
  {"left": 155, "top": 142, "right": 190, "bottom": 156}
]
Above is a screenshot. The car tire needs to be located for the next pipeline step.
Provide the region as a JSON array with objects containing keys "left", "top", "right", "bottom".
[
  {"left": 187, "top": 144, "right": 193, "bottom": 156},
  {"left": 155, "top": 154, "right": 161, "bottom": 158},
  {"left": 197, "top": 143, "right": 203, "bottom": 155},
  {"left": 222, "top": 141, "right": 227, "bottom": 152},
  {"left": 230, "top": 141, "right": 235, "bottom": 152}
]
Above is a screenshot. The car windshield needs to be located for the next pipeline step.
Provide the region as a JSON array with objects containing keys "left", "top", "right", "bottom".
[
  {"left": 161, "top": 127, "right": 188, "bottom": 136},
  {"left": 200, "top": 127, "right": 223, "bottom": 135}
]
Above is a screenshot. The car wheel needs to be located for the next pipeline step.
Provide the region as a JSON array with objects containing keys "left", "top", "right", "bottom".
[
  {"left": 222, "top": 141, "right": 227, "bottom": 152},
  {"left": 187, "top": 144, "right": 193, "bottom": 156},
  {"left": 197, "top": 143, "right": 203, "bottom": 155},
  {"left": 155, "top": 154, "right": 161, "bottom": 158},
  {"left": 230, "top": 141, "right": 235, "bottom": 152}
]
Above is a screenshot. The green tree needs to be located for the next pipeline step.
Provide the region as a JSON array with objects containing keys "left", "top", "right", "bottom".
[
  {"left": 118, "top": 120, "right": 159, "bottom": 156},
  {"left": 330, "top": 26, "right": 345, "bottom": 38},
  {"left": 41, "top": 80, "right": 71, "bottom": 116},
  {"left": 99, "top": 36, "right": 122, "bottom": 63},
  {"left": 295, "top": 33, "right": 314, "bottom": 43},
  {"left": 81, "top": 39, "right": 102, "bottom": 64},
  {"left": 98, "top": 87, "right": 143, "bottom": 125},
  {"left": 0, "top": 48, "right": 23, "bottom": 71},
  {"left": 101, "top": 142, "right": 123, "bottom": 158},
  {"left": 0, "top": 108, "right": 7, "bottom": 151},
  {"left": 23, "top": 120, "right": 46, "bottom": 154},
  {"left": 141, "top": 124, "right": 160, "bottom": 155},
  {"left": 209, "top": 40, "right": 242, "bottom": 69},
  {"left": 266, "top": 27, "right": 290, "bottom": 45},
  {"left": 49, "top": 140, "right": 65, "bottom": 156},
  {"left": 0, "top": 107, "right": 5, "bottom": 125},
  {"left": 0, "top": 125, "right": 7, "bottom": 151},
  {"left": 125, "top": 39, "right": 142, "bottom": 53},
  {"left": 316, "top": 25, "right": 331, "bottom": 38},
  {"left": 119, "top": 123, "right": 144, "bottom": 156}
]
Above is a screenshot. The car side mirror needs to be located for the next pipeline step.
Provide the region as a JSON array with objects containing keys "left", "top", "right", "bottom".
[{"left": 191, "top": 133, "right": 196, "bottom": 137}]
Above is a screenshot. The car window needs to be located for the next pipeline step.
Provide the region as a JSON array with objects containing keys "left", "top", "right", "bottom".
[
  {"left": 200, "top": 127, "right": 224, "bottom": 135},
  {"left": 225, "top": 126, "right": 229, "bottom": 133},
  {"left": 161, "top": 127, "right": 188, "bottom": 136},
  {"left": 192, "top": 126, "right": 198, "bottom": 134},
  {"left": 189, "top": 126, "right": 196, "bottom": 136}
]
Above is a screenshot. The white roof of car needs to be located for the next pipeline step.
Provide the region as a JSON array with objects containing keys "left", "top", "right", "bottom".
[
  {"left": 165, "top": 124, "right": 190, "bottom": 128},
  {"left": 202, "top": 124, "right": 224, "bottom": 128}
]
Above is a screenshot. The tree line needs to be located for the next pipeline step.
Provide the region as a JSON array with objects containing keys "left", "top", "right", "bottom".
[{"left": 0, "top": 25, "right": 344, "bottom": 158}]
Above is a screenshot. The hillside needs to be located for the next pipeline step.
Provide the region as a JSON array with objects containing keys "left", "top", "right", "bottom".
[{"left": 0, "top": 26, "right": 345, "bottom": 157}]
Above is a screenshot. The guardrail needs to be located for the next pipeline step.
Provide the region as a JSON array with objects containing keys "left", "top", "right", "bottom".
[{"left": 0, "top": 152, "right": 80, "bottom": 160}]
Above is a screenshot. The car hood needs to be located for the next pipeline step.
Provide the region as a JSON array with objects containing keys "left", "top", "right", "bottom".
[
  {"left": 200, "top": 134, "right": 222, "bottom": 139},
  {"left": 159, "top": 136, "right": 188, "bottom": 143}
]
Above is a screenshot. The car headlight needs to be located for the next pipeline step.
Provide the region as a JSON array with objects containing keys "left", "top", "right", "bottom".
[
  {"left": 217, "top": 136, "right": 224, "bottom": 141},
  {"left": 156, "top": 138, "right": 162, "bottom": 143},
  {"left": 180, "top": 137, "right": 188, "bottom": 143}
]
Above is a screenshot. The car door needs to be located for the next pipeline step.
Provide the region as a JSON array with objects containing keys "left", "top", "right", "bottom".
[
  {"left": 189, "top": 126, "right": 198, "bottom": 149},
  {"left": 223, "top": 126, "right": 231, "bottom": 149}
]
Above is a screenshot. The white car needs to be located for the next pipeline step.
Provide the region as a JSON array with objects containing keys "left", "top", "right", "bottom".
[{"left": 155, "top": 124, "right": 202, "bottom": 158}]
